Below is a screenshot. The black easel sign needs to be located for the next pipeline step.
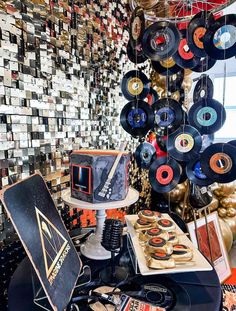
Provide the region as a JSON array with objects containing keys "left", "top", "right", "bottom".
[{"left": 0, "top": 174, "right": 81, "bottom": 311}]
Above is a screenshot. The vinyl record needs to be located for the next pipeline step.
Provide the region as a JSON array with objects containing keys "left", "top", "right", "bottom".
[
  {"left": 142, "top": 21, "right": 180, "bottom": 61},
  {"left": 228, "top": 139, "right": 236, "bottom": 147},
  {"left": 178, "top": 161, "right": 188, "bottom": 184},
  {"left": 167, "top": 70, "right": 185, "bottom": 92},
  {"left": 203, "top": 14, "right": 236, "bottom": 60},
  {"left": 134, "top": 142, "right": 156, "bottom": 169},
  {"left": 129, "top": 7, "right": 145, "bottom": 49},
  {"left": 193, "top": 75, "right": 214, "bottom": 104},
  {"left": 173, "top": 29, "right": 201, "bottom": 69},
  {"left": 186, "top": 156, "right": 213, "bottom": 186},
  {"left": 146, "top": 87, "right": 159, "bottom": 105},
  {"left": 191, "top": 56, "right": 216, "bottom": 72},
  {"left": 120, "top": 100, "right": 155, "bottom": 137},
  {"left": 187, "top": 11, "right": 211, "bottom": 57},
  {"left": 121, "top": 70, "right": 150, "bottom": 101},
  {"left": 200, "top": 143, "right": 236, "bottom": 183},
  {"left": 167, "top": 125, "right": 202, "bottom": 162},
  {"left": 127, "top": 40, "right": 148, "bottom": 64},
  {"left": 119, "top": 275, "right": 191, "bottom": 311},
  {"left": 149, "top": 156, "right": 181, "bottom": 193},
  {"left": 151, "top": 57, "right": 182, "bottom": 76},
  {"left": 188, "top": 98, "right": 226, "bottom": 135},
  {"left": 152, "top": 98, "right": 183, "bottom": 134}
]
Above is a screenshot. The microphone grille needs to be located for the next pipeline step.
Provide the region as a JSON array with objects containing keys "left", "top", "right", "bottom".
[{"left": 101, "top": 219, "right": 123, "bottom": 251}]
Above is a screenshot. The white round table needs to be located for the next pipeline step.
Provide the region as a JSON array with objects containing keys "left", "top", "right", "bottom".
[{"left": 61, "top": 188, "right": 139, "bottom": 260}]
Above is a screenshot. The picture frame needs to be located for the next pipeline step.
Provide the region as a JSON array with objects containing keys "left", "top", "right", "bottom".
[{"left": 187, "top": 211, "right": 231, "bottom": 283}]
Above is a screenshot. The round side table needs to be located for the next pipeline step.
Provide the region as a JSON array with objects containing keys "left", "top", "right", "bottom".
[{"left": 61, "top": 187, "right": 139, "bottom": 260}]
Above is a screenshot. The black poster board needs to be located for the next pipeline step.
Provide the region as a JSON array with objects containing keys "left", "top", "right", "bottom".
[{"left": 0, "top": 174, "right": 81, "bottom": 311}]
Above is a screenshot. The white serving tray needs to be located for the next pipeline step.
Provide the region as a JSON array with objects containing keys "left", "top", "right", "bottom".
[{"left": 125, "top": 214, "right": 213, "bottom": 275}]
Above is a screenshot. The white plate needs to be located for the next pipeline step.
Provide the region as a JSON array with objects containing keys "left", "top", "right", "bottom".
[{"left": 125, "top": 214, "right": 213, "bottom": 275}]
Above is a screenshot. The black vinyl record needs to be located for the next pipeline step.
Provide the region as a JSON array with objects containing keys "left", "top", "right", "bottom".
[
  {"left": 152, "top": 98, "right": 183, "bottom": 134},
  {"left": 186, "top": 156, "right": 213, "bottom": 186},
  {"left": 200, "top": 143, "right": 236, "bottom": 183},
  {"left": 129, "top": 7, "right": 145, "bottom": 49},
  {"left": 173, "top": 29, "right": 201, "bottom": 69},
  {"left": 203, "top": 14, "right": 236, "bottom": 60},
  {"left": 119, "top": 275, "right": 191, "bottom": 311},
  {"left": 191, "top": 56, "right": 216, "bottom": 72},
  {"left": 134, "top": 142, "right": 156, "bottom": 169},
  {"left": 121, "top": 70, "right": 150, "bottom": 101},
  {"left": 228, "top": 139, "right": 236, "bottom": 147},
  {"left": 149, "top": 156, "right": 181, "bottom": 193},
  {"left": 127, "top": 40, "right": 148, "bottom": 64},
  {"left": 167, "top": 70, "right": 184, "bottom": 92},
  {"left": 120, "top": 100, "right": 155, "bottom": 137},
  {"left": 187, "top": 11, "right": 210, "bottom": 57},
  {"left": 167, "top": 125, "right": 202, "bottom": 162},
  {"left": 142, "top": 21, "right": 180, "bottom": 61},
  {"left": 188, "top": 98, "right": 226, "bottom": 135},
  {"left": 193, "top": 75, "right": 214, "bottom": 103},
  {"left": 151, "top": 57, "right": 182, "bottom": 76},
  {"left": 178, "top": 161, "right": 188, "bottom": 184},
  {"left": 146, "top": 87, "right": 159, "bottom": 105}
]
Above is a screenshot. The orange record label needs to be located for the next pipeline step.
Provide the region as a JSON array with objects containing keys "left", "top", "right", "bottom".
[
  {"left": 193, "top": 27, "right": 206, "bottom": 49},
  {"left": 209, "top": 153, "right": 232, "bottom": 174}
]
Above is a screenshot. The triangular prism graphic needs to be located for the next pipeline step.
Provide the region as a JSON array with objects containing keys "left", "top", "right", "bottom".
[{"left": 35, "top": 207, "right": 68, "bottom": 278}]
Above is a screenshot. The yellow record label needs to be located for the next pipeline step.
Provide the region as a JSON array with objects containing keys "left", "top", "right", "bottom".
[
  {"left": 127, "top": 77, "right": 144, "bottom": 96},
  {"left": 175, "top": 133, "right": 194, "bottom": 153}
]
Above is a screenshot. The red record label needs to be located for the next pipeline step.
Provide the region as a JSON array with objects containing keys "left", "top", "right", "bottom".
[
  {"left": 156, "top": 165, "right": 174, "bottom": 185},
  {"left": 137, "top": 219, "right": 150, "bottom": 225},
  {"left": 149, "top": 237, "right": 165, "bottom": 247},
  {"left": 174, "top": 244, "right": 188, "bottom": 249},
  {"left": 142, "top": 210, "right": 154, "bottom": 216},
  {"left": 158, "top": 219, "right": 172, "bottom": 227},
  {"left": 147, "top": 228, "right": 162, "bottom": 235},
  {"left": 178, "top": 38, "right": 194, "bottom": 60}
]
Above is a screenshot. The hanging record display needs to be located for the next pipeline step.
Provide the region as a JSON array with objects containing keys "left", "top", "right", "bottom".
[
  {"left": 173, "top": 29, "right": 201, "bottom": 69},
  {"left": 127, "top": 40, "right": 148, "bottom": 64},
  {"left": 186, "top": 156, "right": 213, "bottom": 186},
  {"left": 149, "top": 156, "right": 181, "bottom": 193},
  {"left": 152, "top": 98, "right": 183, "bottom": 134},
  {"left": 167, "top": 125, "right": 202, "bottom": 162},
  {"left": 178, "top": 162, "right": 188, "bottom": 184},
  {"left": 121, "top": 70, "right": 150, "bottom": 101},
  {"left": 142, "top": 21, "right": 180, "bottom": 61},
  {"left": 120, "top": 100, "right": 155, "bottom": 137},
  {"left": 135, "top": 142, "right": 156, "bottom": 169},
  {"left": 146, "top": 87, "right": 159, "bottom": 105},
  {"left": 203, "top": 14, "right": 236, "bottom": 60},
  {"left": 191, "top": 56, "right": 216, "bottom": 73},
  {"left": 151, "top": 57, "right": 182, "bottom": 76},
  {"left": 193, "top": 75, "right": 214, "bottom": 103},
  {"left": 129, "top": 7, "right": 145, "bottom": 49},
  {"left": 188, "top": 98, "right": 226, "bottom": 135},
  {"left": 200, "top": 143, "right": 236, "bottom": 183},
  {"left": 187, "top": 11, "right": 210, "bottom": 57}
]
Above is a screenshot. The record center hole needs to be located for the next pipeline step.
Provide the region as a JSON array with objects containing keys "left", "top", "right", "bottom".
[
  {"left": 143, "top": 152, "right": 149, "bottom": 159},
  {"left": 183, "top": 44, "right": 190, "bottom": 53},
  {"left": 132, "top": 82, "right": 139, "bottom": 90},
  {"left": 200, "top": 89, "right": 206, "bottom": 97},
  {"left": 203, "top": 112, "right": 211, "bottom": 120},
  {"left": 180, "top": 139, "right": 188, "bottom": 147},
  {"left": 216, "top": 159, "right": 226, "bottom": 168},
  {"left": 134, "top": 113, "right": 141, "bottom": 123},
  {"left": 155, "top": 35, "right": 165, "bottom": 45},
  {"left": 162, "top": 171, "right": 168, "bottom": 179},
  {"left": 160, "top": 112, "right": 168, "bottom": 121}
]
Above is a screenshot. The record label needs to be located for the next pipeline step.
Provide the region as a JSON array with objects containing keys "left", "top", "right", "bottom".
[
  {"left": 128, "top": 108, "right": 147, "bottom": 128},
  {"left": 209, "top": 153, "right": 232, "bottom": 174},
  {"left": 174, "top": 133, "right": 194, "bottom": 153},
  {"left": 194, "top": 161, "right": 208, "bottom": 179},
  {"left": 132, "top": 17, "right": 142, "bottom": 40},
  {"left": 178, "top": 39, "right": 194, "bottom": 60},
  {"left": 213, "top": 25, "right": 236, "bottom": 50},
  {"left": 155, "top": 107, "right": 175, "bottom": 127},
  {"left": 196, "top": 106, "right": 217, "bottom": 126},
  {"left": 156, "top": 165, "right": 174, "bottom": 185},
  {"left": 128, "top": 77, "right": 144, "bottom": 96},
  {"left": 193, "top": 27, "right": 206, "bottom": 49}
]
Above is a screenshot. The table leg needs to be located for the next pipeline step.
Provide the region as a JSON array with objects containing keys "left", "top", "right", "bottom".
[{"left": 80, "top": 209, "right": 111, "bottom": 260}]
